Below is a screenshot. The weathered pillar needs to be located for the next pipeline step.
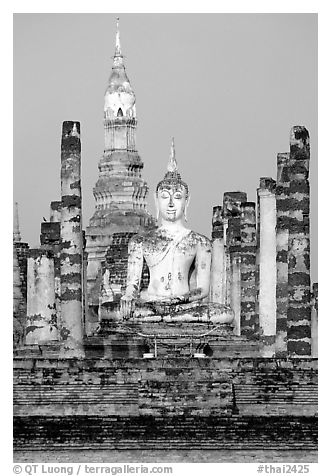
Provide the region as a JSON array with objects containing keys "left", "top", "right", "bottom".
[
  {"left": 240, "top": 202, "right": 257, "bottom": 337},
  {"left": 231, "top": 252, "right": 241, "bottom": 336},
  {"left": 257, "top": 178, "right": 277, "bottom": 356},
  {"left": 287, "top": 126, "right": 311, "bottom": 357},
  {"left": 210, "top": 206, "right": 226, "bottom": 304},
  {"left": 275, "top": 152, "right": 290, "bottom": 356},
  {"left": 223, "top": 192, "right": 247, "bottom": 334},
  {"left": 60, "top": 121, "right": 84, "bottom": 358},
  {"left": 311, "top": 283, "right": 318, "bottom": 357},
  {"left": 26, "top": 249, "right": 58, "bottom": 344},
  {"left": 227, "top": 217, "right": 241, "bottom": 335}
]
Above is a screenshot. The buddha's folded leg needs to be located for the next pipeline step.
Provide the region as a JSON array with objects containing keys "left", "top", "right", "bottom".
[{"left": 132, "top": 300, "right": 233, "bottom": 324}]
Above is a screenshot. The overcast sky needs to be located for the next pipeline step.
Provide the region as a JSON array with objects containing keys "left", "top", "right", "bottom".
[{"left": 13, "top": 13, "right": 317, "bottom": 280}]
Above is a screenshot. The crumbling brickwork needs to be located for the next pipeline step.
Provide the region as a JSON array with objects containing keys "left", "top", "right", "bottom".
[{"left": 13, "top": 357, "right": 317, "bottom": 450}]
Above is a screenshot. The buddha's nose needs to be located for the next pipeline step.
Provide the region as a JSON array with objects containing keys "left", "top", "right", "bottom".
[{"left": 169, "top": 196, "right": 174, "bottom": 207}]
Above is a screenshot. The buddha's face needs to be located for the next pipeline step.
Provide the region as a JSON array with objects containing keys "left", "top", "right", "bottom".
[{"left": 156, "top": 185, "right": 188, "bottom": 223}]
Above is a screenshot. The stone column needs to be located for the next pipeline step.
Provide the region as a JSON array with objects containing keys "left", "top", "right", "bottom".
[
  {"left": 26, "top": 249, "right": 58, "bottom": 344},
  {"left": 210, "top": 206, "right": 226, "bottom": 304},
  {"left": 287, "top": 126, "right": 311, "bottom": 357},
  {"left": 223, "top": 192, "right": 247, "bottom": 323},
  {"left": 60, "top": 121, "right": 84, "bottom": 358},
  {"left": 311, "top": 283, "right": 318, "bottom": 358},
  {"left": 240, "top": 202, "right": 257, "bottom": 337},
  {"left": 227, "top": 216, "right": 241, "bottom": 335},
  {"left": 257, "top": 178, "right": 277, "bottom": 356},
  {"left": 231, "top": 252, "right": 241, "bottom": 336},
  {"left": 275, "top": 152, "right": 290, "bottom": 356}
]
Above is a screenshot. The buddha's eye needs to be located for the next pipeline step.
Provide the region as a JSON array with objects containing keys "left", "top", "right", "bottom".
[
  {"left": 160, "top": 191, "right": 169, "bottom": 199},
  {"left": 174, "top": 193, "right": 182, "bottom": 199}
]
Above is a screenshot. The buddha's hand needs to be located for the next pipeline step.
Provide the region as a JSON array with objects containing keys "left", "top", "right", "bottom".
[
  {"left": 120, "top": 295, "right": 135, "bottom": 319},
  {"left": 172, "top": 288, "right": 203, "bottom": 304}
]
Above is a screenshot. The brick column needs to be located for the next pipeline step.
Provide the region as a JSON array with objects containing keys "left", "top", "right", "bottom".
[
  {"left": 275, "top": 152, "right": 290, "bottom": 356},
  {"left": 26, "top": 249, "right": 58, "bottom": 344},
  {"left": 240, "top": 202, "right": 257, "bottom": 337},
  {"left": 210, "top": 206, "right": 226, "bottom": 304},
  {"left": 60, "top": 121, "right": 84, "bottom": 358},
  {"left": 224, "top": 217, "right": 231, "bottom": 307},
  {"left": 223, "top": 192, "right": 247, "bottom": 334},
  {"left": 257, "top": 178, "right": 277, "bottom": 356},
  {"left": 287, "top": 126, "right": 311, "bottom": 357},
  {"left": 227, "top": 217, "right": 241, "bottom": 335}
]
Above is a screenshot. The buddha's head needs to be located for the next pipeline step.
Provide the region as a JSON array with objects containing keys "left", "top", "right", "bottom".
[{"left": 155, "top": 138, "right": 190, "bottom": 223}]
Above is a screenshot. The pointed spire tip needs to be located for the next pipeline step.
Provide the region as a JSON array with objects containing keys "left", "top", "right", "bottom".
[
  {"left": 167, "top": 137, "right": 178, "bottom": 173},
  {"left": 115, "top": 17, "right": 122, "bottom": 56}
]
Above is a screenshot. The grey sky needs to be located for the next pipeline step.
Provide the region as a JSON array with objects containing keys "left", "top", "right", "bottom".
[{"left": 13, "top": 13, "right": 317, "bottom": 281}]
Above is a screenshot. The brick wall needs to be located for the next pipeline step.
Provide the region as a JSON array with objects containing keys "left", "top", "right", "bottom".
[
  {"left": 13, "top": 357, "right": 317, "bottom": 450},
  {"left": 105, "top": 232, "right": 149, "bottom": 295}
]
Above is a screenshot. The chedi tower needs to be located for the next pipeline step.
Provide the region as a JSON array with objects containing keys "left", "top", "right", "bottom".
[{"left": 85, "top": 19, "right": 155, "bottom": 304}]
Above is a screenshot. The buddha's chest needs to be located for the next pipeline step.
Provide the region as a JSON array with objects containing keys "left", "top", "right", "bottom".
[{"left": 142, "top": 238, "right": 197, "bottom": 272}]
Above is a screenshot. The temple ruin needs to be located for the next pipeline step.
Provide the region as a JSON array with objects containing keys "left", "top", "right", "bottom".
[{"left": 13, "top": 20, "right": 318, "bottom": 455}]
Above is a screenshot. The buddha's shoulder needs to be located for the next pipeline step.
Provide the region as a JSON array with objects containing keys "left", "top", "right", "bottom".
[
  {"left": 127, "top": 233, "right": 145, "bottom": 247},
  {"left": 187, "top": 230, "right": 211, "bottom": 248},
  {"left": 128, "top": 230, "right": 159, "bottom": 246}
]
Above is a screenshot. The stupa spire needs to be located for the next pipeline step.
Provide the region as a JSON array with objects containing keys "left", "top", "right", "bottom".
[
  {"left": 168, "top": 137, "right": 178, "bottom": 173},
  {"left": 104, "top": 17, "right": 136, "bottom": 119},
  {"left": 115, "top": 17, "right": 122, "bottom": 57},
  {"left": 13, "top": 202, "right": 22, "bottom": 243},
  {"left": 156, "top": 138, "right": 189, "bottom": 197}
]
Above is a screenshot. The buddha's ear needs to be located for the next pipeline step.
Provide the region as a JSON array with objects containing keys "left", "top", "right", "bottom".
[
  {"left": 184, "top": 194, "right": 190, "bottom": 222},
  {"left": 185, "top": 194, "right": 191, "bottom": 208},
  {"left": 154, "top": 193, "right": 159, "bottom": 221}
]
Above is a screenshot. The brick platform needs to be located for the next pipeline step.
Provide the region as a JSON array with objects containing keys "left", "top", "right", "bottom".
[{"left": 13, "top": 357, "right": 317, "bottom": 450}]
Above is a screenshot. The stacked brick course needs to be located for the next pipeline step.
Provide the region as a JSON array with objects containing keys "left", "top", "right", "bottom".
[{"left": 13, "top": 357, "right": 317, "bottom": 450}]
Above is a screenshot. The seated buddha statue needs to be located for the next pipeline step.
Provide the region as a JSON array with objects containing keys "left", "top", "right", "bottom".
[{"left": 120, "top": 139, "right": 233, "bottom": 325}]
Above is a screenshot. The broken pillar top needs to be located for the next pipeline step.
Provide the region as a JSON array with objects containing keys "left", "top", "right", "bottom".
[
  {"left": 290, "top": 126, "right": 310, "bottom": 160},
  {"left": 50, "top": 201, "right": 61, "bottom": 211},
  {"left": 61, "top": 121, "right": 81, "bottom": 156},
  {"left": 212, "top": 206, "right": 223, "bottom": 226},
  {"left": 223, "top": 191, "right": 247, "bottom": 217},
  {"left": 211, "top": 206, "right": 223, "bottom": 239},
  {"left": 259, "top": 177, "right": 276, "bottom": 193}
]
